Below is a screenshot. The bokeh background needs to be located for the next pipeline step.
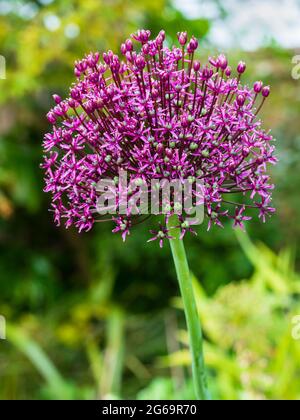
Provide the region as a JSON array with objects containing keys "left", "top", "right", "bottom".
[{"left": 0, "top": 0, "right": 300, "bottom": 400}]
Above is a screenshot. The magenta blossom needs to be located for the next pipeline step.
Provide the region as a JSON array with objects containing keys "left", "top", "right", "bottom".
[{"left": 42, "top": 29, "right": 277, "bottom": 244}]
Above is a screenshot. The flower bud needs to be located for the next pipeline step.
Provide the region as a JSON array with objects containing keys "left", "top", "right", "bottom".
[
  {"left": 218, "top": 54, "right": 228, "bottom": 70},
  {"left": 133, "top": 30, "right": 151, "bottom": 44},
  {"left": 135, "top": 55, "right": 146, "bottom": 70},
  {"left": 70, "top": 88, "right": 81, "bottom": 101},
  {"left": 156, "top": 143, "right": 164, "bottom": 154},
  {"left": 254, "top": 81, "right": 263, "bottom": 93},
  {"left": 193, "top": 60, "right": 201, "bottom": 72},
  {"left": 165, "top": 148, "right": 173, "bottom": 158},
  {"left": 53, "top": 94, "right": 62, "bottom": 104},
  {"left": 120, "top": 43, "right": 127, "bottom": 55},
  {"left": 152, "top": 88, "right": 159, "bottom": 99},
  {"left": 225, "top": 66, "right": 232, "bottom": 77},
  {"left": 242, "top": 147, "right": 250, "bottom": 157},
  {"left": 262, "top": 86, "right": 270, "bottom": 97},
  {"left": 47, "top": 111, "right": 56, "bottom": 124},
  {"left": 103, "top": 52, "right": 110, "bottom": 65},
  {"left": 181, "top": 114, "right": 189, "bottom": 128},
  {"left": 74, "top": 68, "right": 81, "bottom": 77},
  {"left": 142, "top": 44, "right": 150, "bottom": 55},
  {"left": 53, "top": 105, "right": 64, "bottom": 116},
  {"left": 68, "top": 98, "right": 76, "bottom": 108},
  {"left": 158, "top": 30, "right": 165, "bottom": 41},
  {"left": 125, "top": 39, "right": 133, "bottom": 52},
  {"left": 187, "top": 36, "right": 198, "bottom": 53},
  {"left": 177, "top": 32, "right": 187, "bottom": 46},
  {"left": 236, "top": 94, "right": 246, "bottom": 107},
  {"left": 237, "top": 61, "right": 246, "bottom": 74},
  {"left": 202, "top": 66, "right": 213, "bottom": 80}
]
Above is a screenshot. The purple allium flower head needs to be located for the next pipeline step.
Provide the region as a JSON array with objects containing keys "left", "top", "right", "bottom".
[{"left": 42, "top": 29, "right": 277, "bottom": 244}]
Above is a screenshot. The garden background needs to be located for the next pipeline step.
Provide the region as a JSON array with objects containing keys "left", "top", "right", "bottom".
[{"left": 1, "top": 0, "right": 300, "bottom": 400}]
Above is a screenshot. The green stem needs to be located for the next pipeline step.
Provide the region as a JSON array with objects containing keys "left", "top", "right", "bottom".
[{"left": 167, "top": 214, "right": 210, "bottom": 400}]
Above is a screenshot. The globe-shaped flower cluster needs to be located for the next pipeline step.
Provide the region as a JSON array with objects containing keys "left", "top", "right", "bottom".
[{"left": 42, "top": 29, "right": 276, "bottom": 246}]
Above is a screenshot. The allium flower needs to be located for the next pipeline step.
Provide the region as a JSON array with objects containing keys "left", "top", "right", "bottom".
[
  {"left": 148, "top": 223, "right": 174, "bottom": 248},
  {"left": 41, "top": 29, "right": 278, "bottom": 400},
  {"left": 42, "top": 29, "right": 277, "bottom": 242}
]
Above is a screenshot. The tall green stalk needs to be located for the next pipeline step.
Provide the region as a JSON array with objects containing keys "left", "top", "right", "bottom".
[{"left": 167, "top": 214, "right": 209, "bottom": 400}]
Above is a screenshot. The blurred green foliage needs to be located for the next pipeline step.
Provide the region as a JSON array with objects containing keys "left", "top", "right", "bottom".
[
  {"left": 162, "top": 233, "right": 300, "bottom": 400},
  {"left": 0, "top": 0, "right": 300, "bottom": 400}
]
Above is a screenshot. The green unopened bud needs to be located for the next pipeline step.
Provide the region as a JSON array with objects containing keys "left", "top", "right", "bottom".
[
  {"left": 134, "top": 178, "right": 144, "bottom": 187},
  {"left": 188, "top": 176, "right": 196, "bottom": 184},
  {"left": 174, "top": 202, "right": 182, "bottom": 212},
  {"left": 164, "top": 204, "right": 172, "bottom": 213},
  {"left": 105, "top": 155, "right": 112, "bottom": 163},
  {"left": 201, "top": 149, "right": 210, "bottom": 158},
  {"left": 190, "top": 142, "right": 198, "bottom": 151}
]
